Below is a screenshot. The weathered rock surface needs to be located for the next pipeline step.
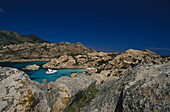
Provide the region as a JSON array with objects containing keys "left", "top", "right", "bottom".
[
  {"left": 1, "top": 61, "right": 170, "bottom": 112},
  {"left": 83, "top": 62, "right": 170, "bottom": 112},
  {"left": 0, "top": 67, "right": 98, "bottom": 112},
  {"left": 22, "top": 64, "right": 40, "bottom": 71},
  {"left": 0, "top": 67, "right": 50, "bottom": 112},
  {"left": 47, "top": 74, "right": 96, "bottom": 112}
]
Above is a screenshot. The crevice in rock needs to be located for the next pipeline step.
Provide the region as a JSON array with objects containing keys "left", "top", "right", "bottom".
[
  {"left": 115, "top": 88, "right": 124, "bottom": 112},
  {"left": 64, "top": 90, "right": 83, "bottom": 112},
  {"left": 30, "top": 97, "right": 40, "bottom": 111}
]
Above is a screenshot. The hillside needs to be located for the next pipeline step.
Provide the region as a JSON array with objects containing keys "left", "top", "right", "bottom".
[
  {"left": 0, "top": 30, "right": 97, "bottom": 62},
  {"left": 0, "top": 30, "right": 49, "bottom": 46},
  {"left": 0, "top": 42, "right": 97, "bottom": 62}
]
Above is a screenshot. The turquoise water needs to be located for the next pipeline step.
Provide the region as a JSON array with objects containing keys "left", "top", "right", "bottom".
[{"left": 0, "top": 61, "right": 87, "bottom": 83}]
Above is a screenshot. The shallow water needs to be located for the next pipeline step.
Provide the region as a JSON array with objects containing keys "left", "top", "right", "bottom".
[{"left": 0, "top": 61, "right": 87, "bottom": 83}]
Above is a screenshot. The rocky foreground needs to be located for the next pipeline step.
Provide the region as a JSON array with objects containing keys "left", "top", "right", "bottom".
[
  {"left": 83, "top": 62, "right": 170, "bottom": 112},
  {"left": 0, "top": 62, "right": 169, "bottom": 112}
]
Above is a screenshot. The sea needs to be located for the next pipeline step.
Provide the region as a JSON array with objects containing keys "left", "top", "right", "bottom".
[{"left": 0, "top": 61, "right": 87, "bottom": 83}]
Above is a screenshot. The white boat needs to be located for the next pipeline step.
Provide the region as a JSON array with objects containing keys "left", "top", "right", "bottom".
[{"left": 46, "top": 69, "right": 57, "bottom": 74}]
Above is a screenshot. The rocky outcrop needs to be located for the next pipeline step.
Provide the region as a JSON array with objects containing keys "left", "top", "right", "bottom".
[
  {"left": 83, "top": 62, "right": 170, "bottom": 112},
  {"left": 47, "top": 74, "right": 96, "bottom": 112},
  {"left": 0, "top": 42, "right": 97, "bottom": 62},
  {"left": 43, "top": 49, "right": 169, "bottom": 77},
  {"left": 0, "top": 67, "right": 98, "bottom": 112},
  {"left": 98, "top": 49, "right": 169, "bottom": 77},
  {"left": 42, "top": 52, "right": 118, "bottom": 69},
  {"left": 42, "top": 55, "right": 77, "bottom": 69},
  {"left": 0, "top": 67, "right": 50, "bottom": 112},
  {"left": 0, "top": 62, "right": 169, "bottom": 112},
  {"left": 22, "top": 64, "right": 40, "bottom": 71}
]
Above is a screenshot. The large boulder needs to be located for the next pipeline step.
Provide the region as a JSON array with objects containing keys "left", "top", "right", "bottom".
[
  {"left": 47, "top": 74, "right": 96, "bottom": 112},
  {"left": 0, "top": 67, "right": 50, "bottom": 112},
  {"left": 83, "top": 62, "right": 170, "bottom": 112},
  {"left": 42, "top": 55, "right": 77, "bottom": 69}
]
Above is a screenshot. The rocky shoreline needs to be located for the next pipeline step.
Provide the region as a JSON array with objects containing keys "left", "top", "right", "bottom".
[
  {"left": 0, "top": 31, "right": 169, "bottom": 112},
  {"left": 42, "top": 49, "right": 170, "bottom": 77},
  {"left": 0, "top": 62, "right": 169, "bottom": 112}
]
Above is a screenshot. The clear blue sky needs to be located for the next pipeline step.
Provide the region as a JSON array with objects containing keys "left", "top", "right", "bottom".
[{"left": 0, "top": 0, "right": 170, "bottom": 55}]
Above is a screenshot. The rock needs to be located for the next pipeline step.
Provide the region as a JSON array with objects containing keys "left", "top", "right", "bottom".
[
  {"left": 47, "top": 74, "right": 96, "bottom": 112},
  {"left": 42, "top": 49, "right": 169, "bottom": 78},
  {"left": 87, "top": 68, "right": 98, "bottom": 74},
  {"left": 22, "top": 64, "right": 40, "bottom": 71},
  {"left": 105, "top": 76, "right": 119, "bottom": 82},
  {"left": 90, "top": 74, "right": 107, "bottom": 85},
  {"left": 100, "top": 70, "right": 111, "bottom": 77},
  {"left": 83, "top": 62, "right": 170, "bottom": 112},
  {"left": 75, "top": 55, "right": 87, "bottom": 59},
  {"left": 0, "top": 67, "right": 99, "bottom": 112},
  {"left": 0, "top": 67, "right": 50, "bottom": 112},
  {"left": 43, "top": 55, "right": 77, "bottom": 69},
  {"left": 70, "top": 72, "right": 79, "bottom": 78},
  {"left": 74, "top": 42, "right": 85, "bottom": 47},
  {"left": 57, "top": 55, "right": 69, "bottom": 63}
]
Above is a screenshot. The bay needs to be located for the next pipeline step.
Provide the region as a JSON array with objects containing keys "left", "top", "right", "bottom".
[{"left": 0, "top": 61, "right": 87, "bottom": 83}]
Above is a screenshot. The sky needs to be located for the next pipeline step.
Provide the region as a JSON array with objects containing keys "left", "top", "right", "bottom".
[{"left": 0, "top": 0, "right": 170, "bottom": 55}]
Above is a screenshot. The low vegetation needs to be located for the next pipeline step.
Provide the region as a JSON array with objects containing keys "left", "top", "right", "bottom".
[{"left": 66, "top": 85, "right": 98, "bottom": 112}]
